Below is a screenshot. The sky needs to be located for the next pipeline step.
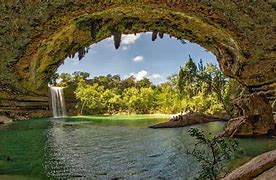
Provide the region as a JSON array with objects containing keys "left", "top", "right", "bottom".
[{"left": 57, "top": 32, "right": 217, "bottom": 84}]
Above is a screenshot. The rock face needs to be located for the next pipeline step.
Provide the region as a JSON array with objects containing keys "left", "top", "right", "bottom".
[
  {"left": 254, "top": 164, "right": 276, "bottom": 180},
  {"left": 223, "top": 149, "right": 276, "bottom": 180},
  {"left": 0, "top": 90, "right": 51, "bottom": 120},
  {"left": 222, "top": 93, "right": 274, "bottom": 137},
  {"left": 149, "top": 112, "right": 228, "bottom": 128},
  {"left": 0, "top": 1, "right": 275, "bottom": 121}
]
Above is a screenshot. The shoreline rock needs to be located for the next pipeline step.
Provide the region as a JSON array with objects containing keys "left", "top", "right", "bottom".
[
  {"left": 223, "top": 149, "right": 276, "bottom": 180},
  {"left": 149, "top": 112, "right": 228, "bottom": 128},
  {"left": 222, "top": 93, "right": 275, "bottom": 137},
  {"left": 0, "top": 116, "right": 13, "bottom": 124}
]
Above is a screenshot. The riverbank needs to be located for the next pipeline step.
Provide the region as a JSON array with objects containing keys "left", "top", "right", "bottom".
[
  {"left": 0, "top": 113, "right": 49, "bottom": 125},
  {"left": 69, "top": 114, "right": 171, "bottom": 121},
  {"left": 149, "top": 112, "right": 228, "bottom": 128},
  {"left": 0, "top": 113, "right": 170, "bottom": 126}
]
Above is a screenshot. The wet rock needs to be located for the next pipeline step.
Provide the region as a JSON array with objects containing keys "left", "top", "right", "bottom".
[
  {"left": 222, "top": 116, "right": 253, "bottom": 137},
  {"left": 222, "top": 93, "right": 274, "bottom": 137},
  {"left": 0, "top": 116, "right": 13, "bottom": 124},
  {"left": 223, "top": 149, "right": 276, "bottom": 180},
  {"left": 149, "top": 112, "right": 228, "bottom": 128}
]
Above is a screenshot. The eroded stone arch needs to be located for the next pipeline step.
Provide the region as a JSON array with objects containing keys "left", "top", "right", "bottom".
[
  {"left": 0, "top": 1, "right": 275, "bottom": 132},
  {"left": 15, "top": 5, "right": 241, "bottom": 93}
]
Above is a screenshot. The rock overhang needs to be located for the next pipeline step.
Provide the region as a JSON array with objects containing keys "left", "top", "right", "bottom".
[
  {"left": 14, "top": 5, "right": 242, "bottom": 93},
  {"left": 0, "top": 0, "right": 275, "bottom": 121}
]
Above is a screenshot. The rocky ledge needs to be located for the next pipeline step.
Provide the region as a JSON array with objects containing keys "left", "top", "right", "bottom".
[
  {"left": 149, "top": 112, "right": 228, "bottom": 129},
  {"left": 222, "top": 93, "right": 275, "bottom": 137},
  {"left": 223, "top": 149, "right": 276, "bottom": 180}
]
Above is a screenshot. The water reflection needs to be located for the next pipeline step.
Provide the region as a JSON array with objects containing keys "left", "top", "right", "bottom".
[
  {"left": 43, "top": 118, "right": 206, "bottom": 179},
  {"left": 0, "top": 117, "right": 276, "bottom": 179}
]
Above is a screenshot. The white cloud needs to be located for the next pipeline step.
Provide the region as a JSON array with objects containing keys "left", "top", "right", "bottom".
[
  {"left": 70, "top": 57, "right": 80, "bottom": 65},
  {"left": 130, "top": 70, "right": 148, "bottom": 81},
  {"left": 121, "top": 34, "right": 141, "bottom": 45},
  {"left": 127, "top": 71, "right": 162, "bottom": 82},
  {"left": 122, "top": 75, "right": 129, "bottom": 79},
  {"left": 149, "top": 74, "right": 162, "bottom": 79},
  {"left": 133, "top": 55, "right": 144, "bottom": 62},
  {"left": 106, "top": 34, "right": 140, "bottom": 44}
]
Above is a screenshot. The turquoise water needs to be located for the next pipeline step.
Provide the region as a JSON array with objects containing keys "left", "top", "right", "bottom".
[{"left": 0, "top": 116, "right": 276, "bottom": 179}]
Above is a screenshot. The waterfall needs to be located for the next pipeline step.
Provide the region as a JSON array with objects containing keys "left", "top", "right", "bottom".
[{"left": 50, "top": 87, "right": 67, "bottom": 118}]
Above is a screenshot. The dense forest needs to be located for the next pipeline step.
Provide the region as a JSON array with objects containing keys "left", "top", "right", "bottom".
[{"left": 51, "top": 56, "right": 241, "bottom": 116}]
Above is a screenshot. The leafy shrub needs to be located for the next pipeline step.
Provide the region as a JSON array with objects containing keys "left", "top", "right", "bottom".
[{"left": 187, "top": 128, "right": 238, "bottom": 180}]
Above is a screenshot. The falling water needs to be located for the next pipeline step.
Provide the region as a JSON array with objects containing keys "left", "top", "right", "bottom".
[{"left": 50, "top": 87, "right": 67, "bottom": 118}]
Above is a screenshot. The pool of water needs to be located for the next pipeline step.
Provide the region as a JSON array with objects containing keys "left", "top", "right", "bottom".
[{"left": 0, "top": 116, "right": 276, "bottom": 179}]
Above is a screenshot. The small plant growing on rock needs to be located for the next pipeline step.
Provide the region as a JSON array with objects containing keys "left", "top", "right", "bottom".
[{"left": 187, "top": 128, "right": 238, "bottom": 180}]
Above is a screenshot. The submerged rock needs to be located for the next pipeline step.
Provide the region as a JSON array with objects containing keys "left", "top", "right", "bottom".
[{"left": 149, "top": 112, "right": 228, "bottom": 128}]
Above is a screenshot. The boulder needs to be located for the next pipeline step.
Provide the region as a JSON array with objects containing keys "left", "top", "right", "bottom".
[
  {"left": 0, "top": 116, "right": 13, "bottom": 124},
  {"left": 222, "top": 93, "right": 274, "bottom": 137},
  {"left": 222, "top": 116, "right": 253, "bottom": 137},
  {"left": 254, "top": 165, "right": 276, "bottom": 180},
  {"left": 223, "top": 150, "right": 276, "bottom": 180},
  {"left": 149, "top": 112, "right": 228, "bottom": 128}
]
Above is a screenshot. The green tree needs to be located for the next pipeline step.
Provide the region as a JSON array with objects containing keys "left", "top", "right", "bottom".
[
  {"left": 102, "top": 88, "right": 122, "bottom": 114},
  {"left": 156, "top": 83, "right": 181, "bottom": 113},
  {"left": 71, "top": 64, "right": 239, "bottom": 116},
  {"left": 136, "top": 78, "right": 153, "bottom": 89},
  {"left": 119, "top": 76, "right": 136, "bottom": 90},
  {"left": 199, "top": 64, "right": 234, "bottom": 117},
  {"left": 178, "top": 55, "right": 198, "bottom": 98},
  {"left": 166, "top": 74, "right": 178, "bottom": 87},
  {"left": 177, "top": 56, "right": 239, "bottom": 116},
  {"left": 138, "top": 87, "right": 156, "bottom": 113},
  {"left": 58, "top": 73, "right": 72, "bottom": 87},
  {"left": 75, "top": 80, "right": 105, "bottom": 114},
  {"left": 49, "top": 73, "right": 59, "bottom": 86},
  {"left": 122, "top": 87, "right": 140, "bottom": 113},
  {"left": 73, "top": 71, "right": 90, "bottom": 81}
]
